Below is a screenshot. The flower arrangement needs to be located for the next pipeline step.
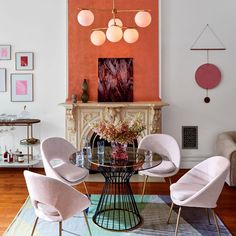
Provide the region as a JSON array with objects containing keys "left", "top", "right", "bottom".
[{"left": 90, "top": 113, "right": 146, "bottom": 145}]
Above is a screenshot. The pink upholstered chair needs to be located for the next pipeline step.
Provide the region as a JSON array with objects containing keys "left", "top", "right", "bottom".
[
  {"left": 24, "top": 170, "right": 92, "bottom": 236},
  {"left": 138, "top": 134, "right": 181, "bottom": 201},
  {"left": 168, "top": 156, "right": 230, "bottom": 236},
  {"left": 41, "top": 137, "right": 89, "bottom": 195}
]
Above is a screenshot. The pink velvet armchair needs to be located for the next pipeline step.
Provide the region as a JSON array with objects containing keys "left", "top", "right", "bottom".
[
  {"left": 216, "top": 131, "right": 236, "bottom": 186},
  {"left": 24, "top": 170, "right": 92, "bottom": 236}
]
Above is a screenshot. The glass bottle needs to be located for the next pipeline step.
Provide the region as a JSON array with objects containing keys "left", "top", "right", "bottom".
[
  {"left": 3, "top": 146, "right": 8, "bottom": 162},
  {"left": 82, "top": 138, "right": 92, "bottom": 160},
  {"left": 8, "top": 149, "right": 13, "bottom": 163}
]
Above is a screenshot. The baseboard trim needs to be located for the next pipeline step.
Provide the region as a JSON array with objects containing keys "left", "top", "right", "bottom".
[{"left": 180, "top": 156, "right": 207, "bottom": 169}]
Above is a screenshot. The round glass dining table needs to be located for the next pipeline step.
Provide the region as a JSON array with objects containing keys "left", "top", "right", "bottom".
[{"left": 70, "top": 146, "right": 162, "bottom": 231}]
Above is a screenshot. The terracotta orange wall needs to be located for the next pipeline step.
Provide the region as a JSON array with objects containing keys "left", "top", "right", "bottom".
[{"left": 68, "top": 0, "right": 159, "bottom": 102}]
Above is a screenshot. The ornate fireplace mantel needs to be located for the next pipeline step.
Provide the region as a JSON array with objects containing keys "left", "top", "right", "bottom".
[{"left": 60, "top": 101, "right": 168, "bottom": 149}]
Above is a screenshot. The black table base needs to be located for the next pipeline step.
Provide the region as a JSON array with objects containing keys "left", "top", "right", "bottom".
[{"left": 92, "top": 167, "right": 143, "bottom": 231}]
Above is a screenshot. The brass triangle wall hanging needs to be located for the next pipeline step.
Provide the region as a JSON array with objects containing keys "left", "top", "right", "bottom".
[{"left": 191, "top": 24, "right": 226, "bottom": 103}]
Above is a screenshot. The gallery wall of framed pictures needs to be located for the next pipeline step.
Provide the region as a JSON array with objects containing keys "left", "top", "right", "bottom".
[{"left": 0, "top": 44, "right": 34, "bottom": 102}]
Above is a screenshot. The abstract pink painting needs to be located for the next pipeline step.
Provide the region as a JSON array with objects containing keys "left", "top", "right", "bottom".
[
  {"left": 16, "top": 80, "right": 28, "bottom": 95},
  {"left": 11, "top": 73, "right": 33, "bottom": 102},
  {"left": 98, "top": 58, "right": 133, "bottom": 102},
  {"left": 1, "top": 48, "right": 8, "bottom": 57},
  {"left": 0, "top": 45, "right": 11, "bottom": 60},
  {"left": 20, "top": 56, "right": 28, "bottom": 67}
]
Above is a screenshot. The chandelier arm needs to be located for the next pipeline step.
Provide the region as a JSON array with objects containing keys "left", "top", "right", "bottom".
[
  {"left": 77, "top": 8, "right": 151, "bottom": 13},
  {"left": 116, "top": 9, "right": 151, "bottom": 13},
  {"left": 92, "top": 26, "right": 137, "bottom": 31},
  {"left": 78, "top": 8, "right": 111, "bottom": 11}
]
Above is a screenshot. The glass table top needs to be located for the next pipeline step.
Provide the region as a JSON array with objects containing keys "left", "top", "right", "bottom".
[{"left": 70, "top": 147, "right": 162, "bottom": 172}]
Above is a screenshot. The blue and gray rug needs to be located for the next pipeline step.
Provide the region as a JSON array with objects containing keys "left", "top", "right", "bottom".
[{"left": 4, "top": 195, "right": 231, "bottom": 236}]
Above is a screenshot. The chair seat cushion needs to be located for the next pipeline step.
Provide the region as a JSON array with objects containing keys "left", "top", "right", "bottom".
[
  {"left": 54, "top": 163, "right": 88, "bottom": 183},
  {"left": 146, "top": 160, "right": 176, "bottom": 175},
  {"left": 170, "top": 183, "right": 205, "bottom": 201},
  {"left": 37, "top": 202, "right": 60, "bottom": 216}
]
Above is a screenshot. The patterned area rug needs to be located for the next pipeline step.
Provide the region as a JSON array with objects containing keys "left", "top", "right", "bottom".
[{"left": 4, "top": 195, "right": 231, "bottom": 236}]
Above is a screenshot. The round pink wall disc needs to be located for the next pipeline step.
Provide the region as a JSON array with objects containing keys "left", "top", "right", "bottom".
[{"left": 195, "top": 63, "right": 221, "bottom": 89}]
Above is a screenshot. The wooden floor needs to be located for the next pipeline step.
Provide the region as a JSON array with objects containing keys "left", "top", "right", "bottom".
[{"left": 0, "top": 168, "right": 236, "bottom": 235}]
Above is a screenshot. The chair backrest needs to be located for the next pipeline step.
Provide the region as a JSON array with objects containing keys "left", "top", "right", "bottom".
[
  {"left": 41, "top": 137, "right": 76, "bottom": 162},
  {"left": 138, "top": 134, "right": 181, "bottom": 168},
  {"left": 176, "top": 156, "right": 230, "bottom": 208},
  {"left": 40, "top": 137, "right": 77, "bottom": 178},
  {"left": 24, "top": 170, "right": 90, "bottom": 221}
]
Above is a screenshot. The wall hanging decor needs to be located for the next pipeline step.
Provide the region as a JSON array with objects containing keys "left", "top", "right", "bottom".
[
  {"left": 191, "top": 24, "right": 226, "bottom": 103},
  {"left": 11, "top": 73, "right": 33, "bottom": 102},
  {"left": 0, "top": 68, "right": 6, "bottom": 92},
  {"left": 0, "top": 45, "right": 11, "bottom": 60},
  {"left": 15, "top": 52, "right": 34, "bottom": 70},
  {"left": 98, "top": 58, "right": 133, "bottom": 102}
]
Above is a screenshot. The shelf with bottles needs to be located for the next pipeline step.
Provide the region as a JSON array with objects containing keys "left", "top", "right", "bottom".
[
  {"left": 0, "top": 118, "right": 41, "bottom": 168},
  {"left": 0, "top": 154, "right": 40, "bottom": 167}
]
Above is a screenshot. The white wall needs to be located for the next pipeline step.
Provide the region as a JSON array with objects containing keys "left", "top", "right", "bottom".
[
  {"left": 0, "top": 0, "right": 67, "bottom": 162},
  {"left": 1, "top": 0, "right": 236, "bottom": 168},
  {"left": 161, "top": 0, "right": 236, "bottom": 167}
]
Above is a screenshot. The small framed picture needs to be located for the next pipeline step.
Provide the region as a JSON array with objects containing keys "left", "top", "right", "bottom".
[
  {"left": 11, "top": 73, "right": 33, "bottom": 102},
  {"left": 0, "top": 68, "right": 6, "bottom": 92},
  {"left": 15, "top": 52, "right": 34, "bottom": 70},
  {"left": 0, "top": 45, "right": 11, "bottom": 60}
]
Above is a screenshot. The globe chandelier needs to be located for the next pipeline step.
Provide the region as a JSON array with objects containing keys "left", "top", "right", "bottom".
[{"left": 77, "top": 0, "right": 152, "bottom": 46}]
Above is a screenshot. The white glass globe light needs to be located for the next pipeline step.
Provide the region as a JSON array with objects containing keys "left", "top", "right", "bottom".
[
  {"left": 90, "top": 30, "right": 106, "bottom": 46},
  {"left": 77, "top": 10, "right": 94, "bottom": 26},
  {"left": 123, "top": 28, "right": 139, "bottom": 43},
  {"left": 135, "top": 11, "right": 151, "bottom": 28},
  {"left": 106, "top": 25, "right": 123, "bottom": 42},
  {"left": 108, "top": 18, "right": 123, "bottom": 27}
]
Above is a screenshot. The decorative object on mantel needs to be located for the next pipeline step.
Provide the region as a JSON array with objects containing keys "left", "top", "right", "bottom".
[
  {"left": 98, "top": 58, "right": 133, "bottom": 102},
  {"left": 81, "top": 79, "right": 89, "bottom": 103},
  {"left": 90, "top": 111, "right": 145, "bottom": 159},
  {"left": 77, "top": 0, "right": 151, "bottom": 46},
  {"left": 191, "top": 24, "right": 226, "bottom": 103},
  {"left": 72, "top": 94, "right": 77, "bottom": 104}
]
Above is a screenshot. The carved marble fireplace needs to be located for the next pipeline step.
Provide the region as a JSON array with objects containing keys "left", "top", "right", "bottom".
[{"left": 61, "top": 101, "right": 168, "bottom": 149}]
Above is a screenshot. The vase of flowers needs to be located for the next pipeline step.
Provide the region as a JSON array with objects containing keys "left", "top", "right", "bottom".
[
  {"left": 90, "top": 113, "right": 145, "bottom": 160},
  {"left": 111, "top": 141, "right": 128, "bottom": 160}
]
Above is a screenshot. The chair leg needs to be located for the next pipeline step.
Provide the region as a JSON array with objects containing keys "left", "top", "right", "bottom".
[
  {"left": 206, "top": 208, "right": 211, "bottom": 225},
  {"left": 31, "top": 217, "right": 39, "bottom": 236},
  {"left": 211, "top": 209, "right": 221, "bottom": 236},
  {"left": 59, "top": 221, "right": 62, "bottom": 236},
  {"left": 175, "top": 206, "right": 181, "bottom": 236},
  {"left": 167, "top": 202, "right": 174, "bottom": 224},
  {"left": 141, "top": 175, "right": 148, "bottom": 202},
  {"left": 83, "top": 210, "right": 92, "bottom": 236},
  {"left": 83, "top": 181, "right": 89, "bottom": 197}
]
